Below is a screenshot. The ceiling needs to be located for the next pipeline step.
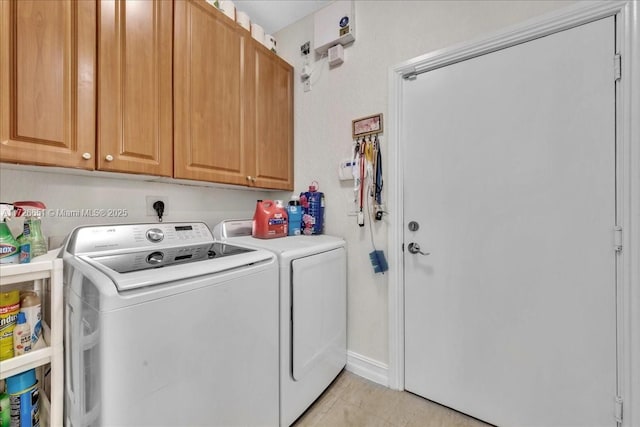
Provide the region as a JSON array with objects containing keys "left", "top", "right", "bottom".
[{"left": 232, "top": 0, "right": 330, "bottom": 35}]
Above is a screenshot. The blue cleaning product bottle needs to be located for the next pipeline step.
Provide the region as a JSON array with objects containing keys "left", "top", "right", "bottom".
[
  {"left": 287, "top": 196, "right": 302, "bottom": 236},
  {"left": 6, "top": 369, "right": 39, "bottom": 427}
]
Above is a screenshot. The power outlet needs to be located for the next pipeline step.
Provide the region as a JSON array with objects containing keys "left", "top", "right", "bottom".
[
  {"left": 303, "top": 79, "right": 311, "bottom": 92},
  {"left": 300, "top": 41, "right": 310, "bottom": 56},
  {"left": 146, "top": 196, "right": 168, "bottom": 217}
]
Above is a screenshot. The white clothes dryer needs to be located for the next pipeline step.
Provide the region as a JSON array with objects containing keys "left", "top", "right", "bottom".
[{"left": 214, "top": 220, "right": 347, "bottom": 427}]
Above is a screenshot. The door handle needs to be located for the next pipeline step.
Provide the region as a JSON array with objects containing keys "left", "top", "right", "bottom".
[{"left": 407, "top": 242, "right": 430, "bottom": 256}]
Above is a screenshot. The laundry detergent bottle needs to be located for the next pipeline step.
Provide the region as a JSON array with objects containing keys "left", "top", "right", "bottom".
[{"left": 252, "top": 200, "right": 288, "bottom": 239}]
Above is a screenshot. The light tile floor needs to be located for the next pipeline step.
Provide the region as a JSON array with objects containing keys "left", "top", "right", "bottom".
[{"left": 293, "top": 370, "right": 493, "bottom": 427}]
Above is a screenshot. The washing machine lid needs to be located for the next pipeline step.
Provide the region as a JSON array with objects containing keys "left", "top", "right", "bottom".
[
  {"left": 79, "top": 246, "right": 272, "bottom": 291},
  {"left": 65, "top": 222, "right": 274, "bottom": 291}
]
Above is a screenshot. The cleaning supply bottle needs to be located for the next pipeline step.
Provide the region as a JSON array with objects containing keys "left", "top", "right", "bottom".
[
  {"left": 13, "top": 202, "right": 47, "bottom": 259},
  {"left": 0, "top": 391, "right": 9, "bottom": 427},
  {"left": 6, "top": 369, "right": 39, "bottom": 427},
  {"left": 0, "top": 204, "right": 19, "bottom": 265},
  {"left": 25, "top": 215, "right": 46, "bottom": 258},
  {"left": 0, "top": 290, "right": 20, "bottom": 361},
  {"left": 299, "top": 181, "right": 325, "bottom": 235},
  {"left": 12, "top": 312, "right": 31, "bottom": 356},
  {"left": 16, "top": 223, "right": 30, "bottom": 264},
  {"left": 19, "top": 291, "right": 41, "bottom": 349},
  {"left": 287, "top": 196, "right": 302, "bottom": 236}
]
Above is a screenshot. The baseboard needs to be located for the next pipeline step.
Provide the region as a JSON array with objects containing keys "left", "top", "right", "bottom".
[{"left": 346, "top": 351, "right": 389, "bottom": 387}]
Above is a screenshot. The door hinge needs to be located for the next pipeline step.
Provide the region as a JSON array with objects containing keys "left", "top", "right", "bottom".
[
  {"left": 614, "top": 225, "right": 623, "bottom": 253},
  {"left": 615, "top": 395, "right": 623, "bottom": 423},
  {"left": 614, "top": 54, "right": 622, "bottom": 81}
]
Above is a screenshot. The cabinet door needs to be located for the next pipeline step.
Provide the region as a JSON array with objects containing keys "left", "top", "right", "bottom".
[
  {"left": 174, "top": 0, "right": 250, "bottom": 185},
  {"left": 97, "top": 0, "right": 173, "bottom": 176},
  {"left": 0, "top": 0, "right": 96, "bottom": 169},
  {"left": 248, "top": 43, "right": 294, "bottom": 190}
]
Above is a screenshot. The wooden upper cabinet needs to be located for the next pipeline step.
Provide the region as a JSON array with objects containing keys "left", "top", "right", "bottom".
[
  {"left": 0, "top": 0, "right": 96, "bottom": 169},
  {"left": 97, "top": 0, "right": 173, "bottom": 176},
  {"left": 174, "top": 0, "right": 250, "bottom": 185},
  {"left": 174, "top": 1, "right": 294, "bottom": 190},
  {"left": 1, "top": 0, "right": 293, "bottom": 189},
  {"left": 248, "top": 42, "right": 293, "bottom": 190}
]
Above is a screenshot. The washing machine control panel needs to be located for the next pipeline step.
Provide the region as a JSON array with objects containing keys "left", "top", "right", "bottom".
[
  {"left": 86, "top": 242, "right": 253, "bottom": 274},
  {"left": 144, "top": 223, "right": 211, "bottom": 245},
  {"left": 68, "top": 222, "right": 214, "bottom": 255}
]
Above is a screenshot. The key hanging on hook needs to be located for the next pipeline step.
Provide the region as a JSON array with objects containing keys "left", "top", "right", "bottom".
[{"left": 357, "top": 137, "right": 366, "bottom": 227}]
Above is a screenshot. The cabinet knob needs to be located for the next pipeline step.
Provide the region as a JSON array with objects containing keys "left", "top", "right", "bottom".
[
  {"left": 82, "top": 152, "right": 92, "bottom": 160},
  {"left": 252, "top": 177, "right": 257, "bottom": 183},
  {"left": 246, "top": 176, "right": 252, "bottom": 181},
  {"left": 105, "top": 155, "right": 114, "bottom": 162}
]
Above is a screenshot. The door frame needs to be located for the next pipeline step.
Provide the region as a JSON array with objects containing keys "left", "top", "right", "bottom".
[{"left": 387, "top": 1, "right": 639, "bottom": 425}]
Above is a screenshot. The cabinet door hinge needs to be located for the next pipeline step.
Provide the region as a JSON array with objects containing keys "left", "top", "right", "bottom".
[
  {"left": 614, "top": 54, "right": 622, "bottom": 81},
  {"left": 615, "top": 396, "right": 623, "bottom": 423},
  {"left": 614, "top": 225, "right": 623, "bottom": 253}
]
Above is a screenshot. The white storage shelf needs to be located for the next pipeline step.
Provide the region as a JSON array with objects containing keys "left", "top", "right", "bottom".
[{"left": 0, "top": 250, "right": 63, "bottom": 427}]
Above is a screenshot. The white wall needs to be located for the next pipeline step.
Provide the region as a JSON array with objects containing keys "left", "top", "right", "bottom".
[
  {"left": 274, "top": 0, "right": 577, "bottom": 367},
  {"left": 0, "top": 166, "right": 280, "bottom": 245}
]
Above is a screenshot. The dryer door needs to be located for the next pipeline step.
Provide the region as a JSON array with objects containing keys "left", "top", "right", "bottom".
[{"left": 292, "top": 247, "right": 347, "bottom": 380}]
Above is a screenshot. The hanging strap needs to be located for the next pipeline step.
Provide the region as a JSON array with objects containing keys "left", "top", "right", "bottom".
[
  {"left": 374, "top": 136, "right": 383, "bottom": 205},
  {"left": 359, "top": 139, "right": 366, "bottom": 212}
]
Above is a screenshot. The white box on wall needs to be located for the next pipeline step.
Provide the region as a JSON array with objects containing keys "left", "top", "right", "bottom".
[
  {"left": 328, "top": 44, "right": 344, "bottom": 66},
  {"left": 314, "top": 1, "right": 355, "bottom": 54}
]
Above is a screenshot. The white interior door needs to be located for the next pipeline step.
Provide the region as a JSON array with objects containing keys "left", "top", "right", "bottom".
[{"left": 403, "top": 17, "right": 617, "bottom": 427}]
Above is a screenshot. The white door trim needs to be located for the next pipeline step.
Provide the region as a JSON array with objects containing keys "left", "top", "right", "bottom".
[{"left": 388, "top": 1, "right": 639, "bottom": 425}]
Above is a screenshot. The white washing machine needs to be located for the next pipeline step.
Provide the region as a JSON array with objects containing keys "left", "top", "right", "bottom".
[
  {"left": 214, "top": 220, "right": 347, "bottom": 427},
  {"left": 62, "top": 222, "right": 279, "bottom": 426}
]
